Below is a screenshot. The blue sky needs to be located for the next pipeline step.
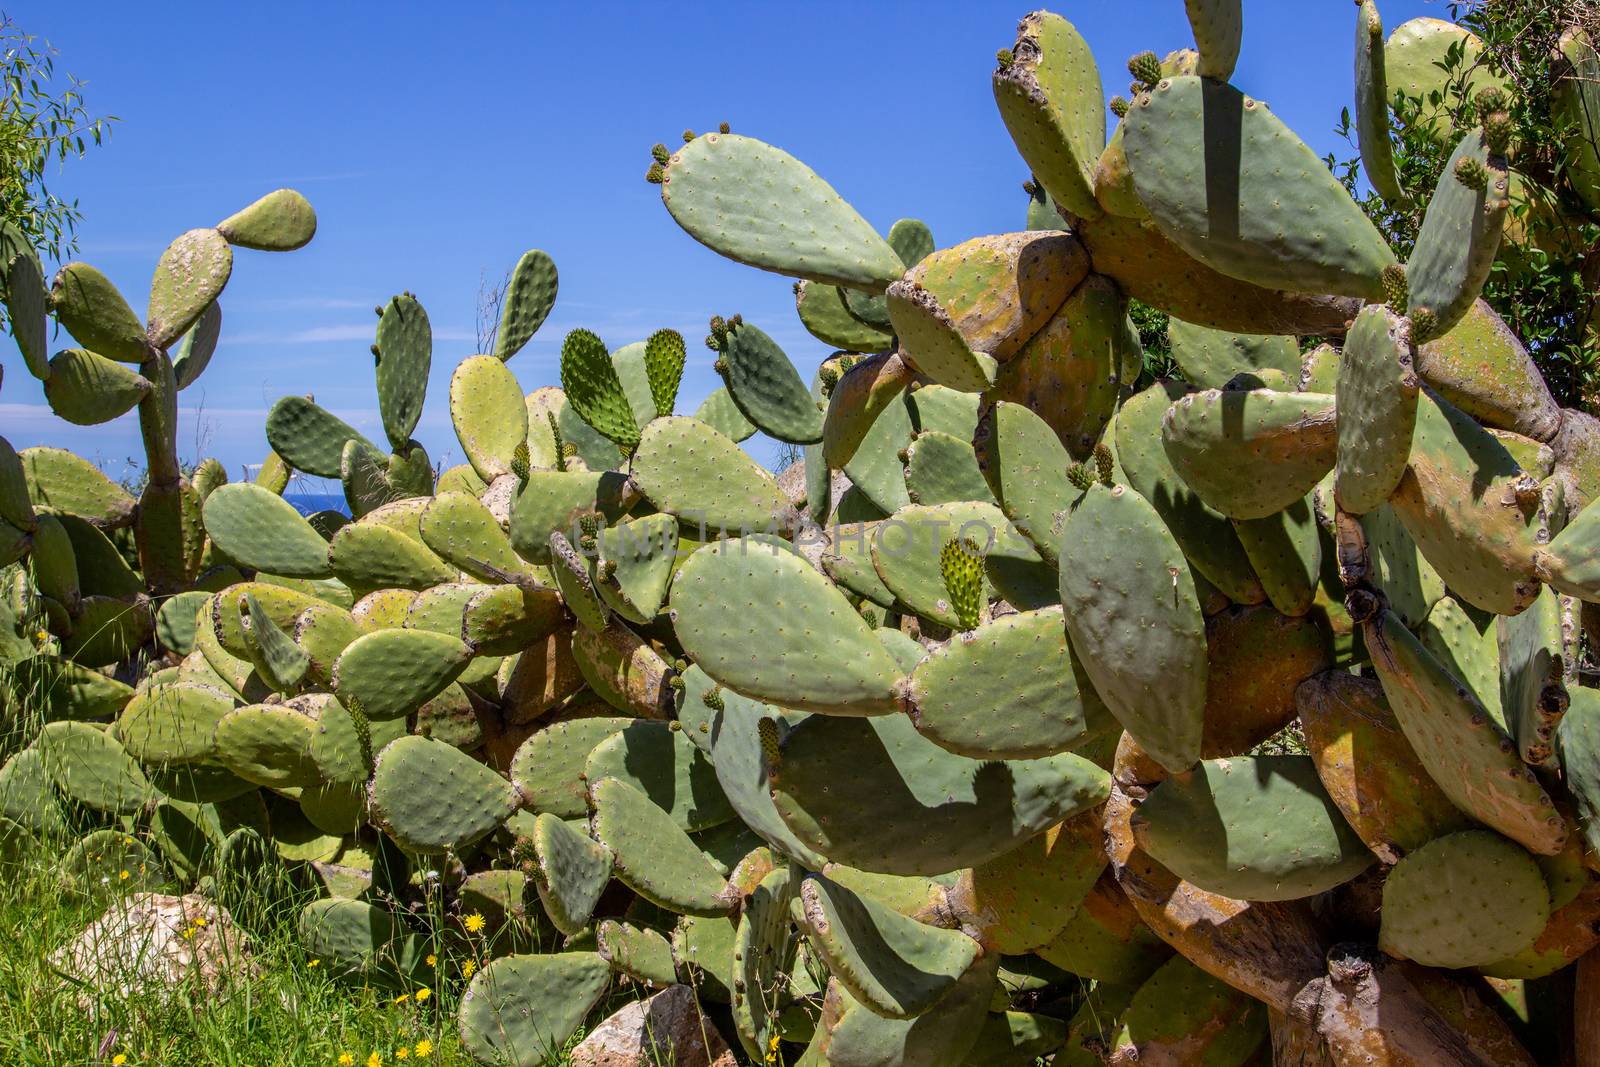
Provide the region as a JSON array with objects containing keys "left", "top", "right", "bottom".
[{"left": 3, "top": 0, "right": 1449, "bottom": 485}]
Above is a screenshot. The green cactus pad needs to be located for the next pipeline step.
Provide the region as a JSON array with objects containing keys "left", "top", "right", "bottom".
[
  {"left": 1498, "top": 588, "right": 1569, "bottom": 766},
  {"left": 659, "top": 132, "right": 903, "bottom": 291},
  {"left": 118, "top": 683, "right": 233, "bottom": 764},
  {"left": 1557, "top": 689, "right": 1600, "bottom": 858},
  {"left": 590, "top": 776, "right": 731, "bottom": 916},
  {"left": 28, "top": 512, "right": 78, "bottom": 607},
  {"left": 641, "top": 327, "right": 686, "bottom": 419},
  {"left": 529, "top": 810, "right": 613, "bottom": 935},
  {"left": 1231, "top": 498, "right": 1322, "bottom": 618},
  {"left": 42, "top": 348, "right": 150, "bottom": 425},
  {"left": 201, "top": 483, "right": 333, "bottom": 579},
  {"left": 1184, "top": 0, "right": 1241, "bottom": 79},
  {"left": 240, "top": 591, "right": 311, "bottom": 690},
  {"left": 154, "top": 591, "right": 209, "bottom": 659},
  {"left": 146, "top": 228, "right": 232, "bottom": 349},
  {"left": 596, "top": 920, "right": 678, "bottom": 986},
  {"left": 1411, "top": 305, "right": 1562, "bottom": 443},
  {"left": 1408, "top": 132, "right": 1509, "bottom": 342},
  {"left": 560, "top": 328, "right": 639, "bottom": 449},
  {"left": 908, "top": 606, "right": 1094, "bottom": 759},
  {"left": 953, "top": 811, "right": 1105, "bottom": 955},
  {"left": 1379, "top": 830, "right": 1549, "bottom": 968},
  {"left": 1133, "top": 755, "right": 1373, "bottom": 901},
  {"left": 331, "top": 627, "right": 470, "bottom": 721},
  {"left": 632, "top": 416, "right": 793, "bottom": 535},
  {"left": 450, "top": 353, "right": 527, "bottom": 480},
  {"left": 1114, "top": 384, "right": 1264, "bottom": 604},
  {"left": 869, "top": 501, "right": 1043, "bottom": 629},
  {"left": 594, "top": 513, "right": 678, "bottom": 624},
  {"left": 902, "top": 431, "right": 992, "bottom": 507},
  {"left": 1390, "top": 390, "right": 1540, "bottom": 615},
  {"left": 820, "top": 522, "right": 898, "bottom": 609},
  {"left": 702, "top": 695, "right": 825, "bottom": 867},
  {"left": 717, "top": 320, "right": 823, "bottom": 445},
  {"left": 1385, "top": 18, "right": 1507, "bottom": 120},
  {"left": 9, "top": 654, "right": 135, "bottom": 722},
  {"left": 61, "top": 596, "right": 154, "bottom": 669},
  {"left": 48, "top": 262, "right": 148, "bottom": 362},
  {"left": 208, "top": 582, "right": 321, "bottom": 659},
  {"left": 1365, "top": 606, "right": 1567, "bottom": 855},
  {"left": 993, "top": 12, "right": 1105, "bottom": 221},
  {"left": 214, "top": 188, "right": 316, "bottom": 250},
  {"left": 328, "top": 522, "right": 455, "bottom": 594},
  {"left": 972, "top": 401, "right": 1077, "bottom": 566},
  {"left": 368, "top": 735, "right": 518, "bottom": 854},
  {"left": 38, "top": 721, "right": 155, "bottom": 815},
  {"left": 732, "top": 867, "right": 799, "bottom": 1058},
  {"left": 1335, "top": 305, "right": 1419, "bottom": 513},
  {"left": 1298, "top": 670, "right": 1472, "bottom": 862},
  {"left": 823, "top": 351, "right": 914, "bottom": 471},
  {"left": 1161, "top": 387, "right": 1338, "bottom": 520},
  {"left": 5, "top": 250, "right": 50, "bottom": 378},
  {"left": 213, "top": 703, "right": 322, "bottom": 790},
  {"left": 418, "top": 491, "right": 534, "bottom": 584},
  {"left": 584, "top": 720, "right": 733, "bottom": 832},
  {"left": 299, "top": 898, "right": 428, "bottom": 987},
  {"left": 507, "top": 468, "right": 634, "bottom": 565},
  {"left": 771, "top": 712, "right": 1108, "bottom": 875},
  {"left": 366, "top": 292, "right": 430, "bottom": 451},
  {"left": 264, "top": 396, "right": 375, "bottom": 479},
  {"left": 1058, "top": 482, "right": 1206, "bottom": 771},
  {"left": 1123, "top": 75, "right": 1394, "bottom": 299},
  {"left": 885, "top": 282, "right": 999, "bottom": 393},
  {"left": 19, "top": 447, "right": 135, "bottom": 526},
  {"left": 796, "top": 280, "right": 893, "bottom": 353},
  {"left": 812, "top": 956, "right": 998, "bottom": 1066},
  {"left": 0, "top": 438, "right": 34, "bottom": 532},
  {"left": 671, "top": 537, "right": 905, "bottom": 714},
  {"left": 334, "top": 438, "right": 395, "bottom": 520},
  {"left": 549, "top": 530, "right": 608, "bottom": 632},
  {"left": 799, "top": 872, "right": 980, "bottom": 1020},
  {"left": 60, "top": 829, "right": 169, "bottom": 900},
  {"left": 461, "top": 583, "right": 563, "bottom": 656},
  {"left": 1112, "top": 955, "right": 1265, "bottom": 1065},
  {"left": 495, "top": 249, "right": 558, "bottom": 361},
  {"left": 509, "top": 716, "right": 632, "bottom": 818},
  {"left": 459, "top": 952, "right": 611, "bottom": 1067},
  {"left": 1167, "top": 319, "right": 1299, "bottom": 391},
  {"left": 692, "top": 386, "right": 758, "bottom": 443},
  {"left": 0, "top": 749, "right": 67, "bottom": 837},
  {"left": 1354, "top": 2, "right": 1408, "bottom": 210}
]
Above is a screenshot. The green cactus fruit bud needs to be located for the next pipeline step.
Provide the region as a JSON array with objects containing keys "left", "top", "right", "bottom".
[
  {"left": 682, "top": 128, "right": 695, "bottom": 143},
  {"left": 510, "top": 441, "right": 530, "bottom": 482},
  {"left": 650, "top": 143, "right": 670, "bottom": 164},
  {"left": 1128, "top": 50, "right": 1162, "bottom": 88},
  {"left": 996, "top": 47, "right": 1015, "bottom": 69},
  {"left": 1093, "top": 442, "right": 1115, "bottom": 485},
  {"left": 668, "top": 675, "right": 685, "bottom": 692},
  {"left": 730, "top": 313, "right": 743, "bottom": 327},
  {"left": 1381, "top": 263, "right": 1409, "bottom": 311},
  {"left": 718, "top": 121, "right": 730, "bottom": 134},
  {"left": 1110, "top": 95, "right": 1131, "bottom": 117},
  {"left": 561, "top": 442, "right": 577, "bottom": 458},
  {"left": 712, "top": 358, "right": 728, "bottom": 375},
  {"left": 645, "top": 163, "right": 665, "bottom": 184},
  {"left": 369, "top": 343, "right": 380, "bottom": 359},
  {"left": 1454, "top": 156, "right": 1489, "bottom": 191},
  {"left": 1021, "top": 178, "right": 1039, "bottom": 196},
  {"left": 819, "top": 365, "right": 840, "bottom": 393},
  {"left": 940, "top": 537, "right": 985, "bottom": 631},
  {"left": 373, "top": 305, "right": 383, "bottom": 316},
  {"left": 757, "top": 717, "right": 781, "bottom": 768},
  {"left": 1484, "top": 110, "right": 1514, "bottom": 155},
  {"left": 1066, "top": 463, "right": 1095, "bottom": 491},
  {"left": 702, "top": 685, "right": 725, "bottom": 713},
  {"left": 546, "top": 410, "right": 567, "bottom": 473},
  {"left": 1409, "top": 307, "right": 1439, "bottom": 345},
  {"left": 578, "top": 514, "right": 600, "bottom": 538},
  {"left": 1475, "top": 87, "right": 1509, "bottom": 115},
  {"left": 703, "top": 334, "right": 718, "bottom": 351}
]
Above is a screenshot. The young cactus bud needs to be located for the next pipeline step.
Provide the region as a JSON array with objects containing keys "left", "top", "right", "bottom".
[
  {"left": 510, "top": 441, "right": 531, "bottom": 483},
  {"left": 1066, "top": 463, "right": 1095, "bottom": 492},
  {"left": 578, "top": 514, "right": 600, "bottom": 554},
  {"left": 1380, "top": 263, "right": 1409, "bottom": 313},
  {"left": 1128, "top": 50, "right": 1162, "bottom": 89},
  {"left": 819, "top": 364, "right": 840, "bottom": 397},
  {"left": 1110, "top": 95, "right": 1131, "bottom": 118},
  {"left": 1409, "top": 307, "right": 1440, "bottom": 345},
  {"left": 599, "top": 558, "right": 617, "bottom": 581},
  {"left": 730, "top": 313, "right": 743, "bottom": 327},
  {"left": 939, "top": 537, "right": 985, "bottom": 632},
  {"left": 757, "top": 717, "right": 782, "bottom": 768},
  {"left": 650, "top": 143, "right": 670, "bottom": 165},
  {"left": 996, "top": 47, "right": 1015, "bottom": 70},
  {"left": 546, "top": 411, "right": 568, "bottom": 473},
  {"left": 708, "top": 315, "right": 728, "bottom": 349},
  {"left": 373, "top": 305, "right": 384, "bottom": 317},
  {"left": 702, "top": 686, "right": 725, "bottom": 713},
  {"left": 370, "top": 343, "right": 381, "bottom": 360},
  {"left": 713, "top": 358, "right": 728, "bottom": 376},
  {"left": 1093, "top": 442, "right": 1115, "bottom": 486},
  {"left": 1483, "top": 111, "right": 1515, "bottom": 156},
  {"left": 1474, "top": 87, "right": 1509, "bottom": 116},
  {"left": 645, "top": 163, "right": 666, "bottom": 184},
  {"left": 718, "top": 121, "right": 730, "bottom": 134},
  {"left": 668, "top": 674, "right": 685, "bottom": 693},
  {"left": 681, "top": 129, "right": 695, "bottom": 143},
  {"left": 1454, "top": 156, "right": 1489, "bottom": 192}
]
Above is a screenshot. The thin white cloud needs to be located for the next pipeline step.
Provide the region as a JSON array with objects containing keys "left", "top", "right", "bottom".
[{"left": 226, "top": 324, "right": 476, "bottom": 345}]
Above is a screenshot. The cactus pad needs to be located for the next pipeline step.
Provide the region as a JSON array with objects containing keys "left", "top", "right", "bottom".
[
  {"left": 331, "top": 627, "right": 471, "bottom": 721},
  {"left": 1379, "top": 830, "right": 1549, "bottom": 968},
  {"left": 529, "top": 811, "right": 613, "bottom": 935},
  {"left": 590, "top": 776, "right": 731, "bottom": 916},
  {"left": 494, "top": 249, "right": 558, "bottom": 361},
  {"left": 202, "top": 484, "right": 333, "bottom": 579},
  {"left": 369, "top": 735, "right": 519, "bottom": 854}
]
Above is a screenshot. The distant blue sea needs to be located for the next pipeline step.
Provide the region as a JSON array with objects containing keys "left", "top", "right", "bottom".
[{"left": 285, "top": 494, "right": 350, "bottom": 517}]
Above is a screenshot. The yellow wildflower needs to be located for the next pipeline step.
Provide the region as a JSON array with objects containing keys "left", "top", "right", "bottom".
[
  {"left": 463, "top": 912, "right": 486, "bottom": 934},
  {"left": 367, "top": 1054, "right": 382, "bottom": 1067},
  {"left": 193, "top": 916, "right": 208, "bottom": 927},
  {"left": 414, "top": 987, "right": 431, "bottom": 1003},
  {"left": 413, "top": 1040, "right": 432, "bottom": 1059},
  {"left": 393, "top": 992, "right": 410, "bottom": 1005},
  {"left": 118, "top": 870, "right": 130, "bottom": 881},
  {"left": 112, "top": 1057, "right": 127, "bottom": 1066},
  {"left": 338, "top": 1056, "right": 354, "bottom": 1066},
  {"left": 461, "top": 960, "right": 477, "bottom": 978},
  {"left": 309, "top": 959, "right": 321, "bottom": 968},
  {"left": 396, "top": 1050, "right": 409, "bottom": 1061},
  {"left": 425, "top": 954, "right": 436, "bottom": 967}
]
